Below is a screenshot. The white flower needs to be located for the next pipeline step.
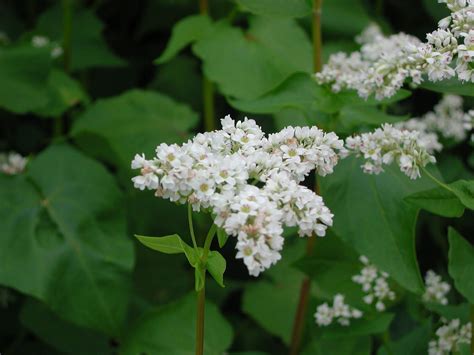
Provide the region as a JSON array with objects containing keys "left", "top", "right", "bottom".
[
  {"left": 131, "top": 116, "right": 343, "bottom": 276},
  {"left": 422, "top": 270, "right": 451, "bottom": 305},
  {"left": 345, "top": 124, "right": 436, "bottom": 179},
  {"left": 314, "top": 294, "right": 363, "bottom": 327},
  {"left": 31, "top": 35, "right": 50, "bottom": 47},
  {"left": 429, "top": 318, "right": 472, "bottom": 354},
  {"left": 352, "top": 256, "right": 395, "bottom": 312},
  {"left": 0, "top": 152, "right": 27, "bottom": 175}
]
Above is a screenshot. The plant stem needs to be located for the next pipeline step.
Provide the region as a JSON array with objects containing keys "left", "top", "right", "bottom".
[
  {"left": 470, "top": 304, "right": 474, "bottom": 354},
  {"left": 62, "top": 0, "right": 72, "bottom": 73},
  {"left": 289, "top": 3, "right": 323, "bottom": 352},
  {"left": 422, "top": 167, "right": 455, "bottom": 194},
  {"left": 188, "top": 203, "right": 199, "bottom": 250},
  {"left": 312, "top": 0, "right": 323, "bottom": 73},
  {"left": 198, "top": 0, "right": 215, "bottom": 132},
  {"left": 195, "top": 223, "right": 216, "bottom": 355}
]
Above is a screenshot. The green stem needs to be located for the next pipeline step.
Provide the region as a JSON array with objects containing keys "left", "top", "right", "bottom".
[
  {"left": 203, "top": 78, "right": 215, "bottom": 132},
  {"left": 470, "top": 305, "right": 474, "bottom": 354},
  {"left": 382, "top": 330, "right": 394, "bottom": 355},
  {"left": 195, "top": 222, "right": 216, "bottom": 355},
  {"left": 422, "top": 167, "right": 455, "bottom": 194},
  {"left": 62, "top": 0, "right": 72, "bottom": 73},
  {"left": 188, "top": 203, "right": 199, "bottom": 250},
  {"left": 289, "top": 2, "right": 323, "bottom": 353}
]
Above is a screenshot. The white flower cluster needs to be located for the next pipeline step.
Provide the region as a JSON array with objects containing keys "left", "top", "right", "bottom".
[
  {"left": 352, "top": 256, "right": 396, "bottom": 312},
  {"left": 345, "top": 124, "right": 437, "bottom": 179},
  {"left": 0, "top": 152, "right": 27, "bottom": 175},
  {"left": 314, "top": 294, "right": 363, "bottom": 327},
  {"left": 422, "top": 270, "right": 451, "bottom": 305},
  {"left": 131, "top": 116, "right": 345, "bottom": 276},
  {"left": 397, "top": 95, "right": 473, "bottom": 148},
  {"left": 428, "top": 318, "right": 472, "bottom": 355},
  {"left": 31, "top": 35, "right": 63, "bottom": 58},
  {"left": 316, "top": 0, "right": 474, "bottom": 99}
]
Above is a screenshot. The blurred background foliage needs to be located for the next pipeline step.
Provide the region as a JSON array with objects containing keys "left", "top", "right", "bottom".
[{"left": 0, "top": 0, "right": 473, "bottom": 354}]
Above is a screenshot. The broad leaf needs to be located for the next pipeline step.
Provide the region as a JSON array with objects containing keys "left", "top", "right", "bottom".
[
  {"left": 0, "top": 145, "right": 134, "bottom": 335},
  {"left": 338, "top": 106, "right": 408, "bottom": 132},
  {"left": 302, "top": 336, "right": 371, "bottom": 355},
  {"left": 405, "top": 186, "right": 465, "bottom": 218},
  {"left": 193, "top": 18, "right": 312, "bottom": 100},
  {"left": 235, "top": 0, "right": 311, "bottom": 18},
  {"left": 20, "top": 299, "right": 110, "bottom": 355},
  {"left": 448, "top": 228, "right": 474, "bottom": 303},
  {"left": 0, "top": 46, "right": 51, "bottom": 113},
  {"left": 216, "top": 227, "right": 229, "bottom": 248},
  {"left": 322, "top": 0, "right": 371, "bottom": 37},
  {"left": 121, "top": 293, "right": 233, "bottom": 355},
  {"left": 320, "top": 157, "right": 438, "bottom": 293},
  {"left": 449, "top": 180, "right": 474, "bottom": 210},
  {"left": 207, "top": 251, "right": 226, "bottom": 288},
  {"left": 36, "top": 5, "right": 125, "bottom": 70},
  {"left": 377, "top": 322, "right": 431, "bottom": 355},
  {"left": 320, "top": 313, "right": 394, "bottom": 339},
  {"left": 155, "top": 15, "right": 213, "bottom": 64},
  {"left": 35, "top": 69, "right": 89, "bottom": 118},
  {"left": 72, "top": 90, "right": 199, "bottom": 175},
  {"left": 135, "top": 234, "right": 197, "bottom": 266},
  {"left": 419, "top": 78, "right": 474, "bottom": 97}
]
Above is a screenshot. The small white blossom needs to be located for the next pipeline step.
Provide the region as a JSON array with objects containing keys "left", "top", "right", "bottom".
[
  {"left": 428, "top": 318, "right": 472, "bottom": 354},
  {"left": 32, "top": 35, "right": 50, "bottom": 48},
  {"left": 352, "top": 256, "right": 395, "bottom": 312},
  {"left": 423, "top": 270, "right": 451, "bottom": 305},
  {"left": 345, "top": 124, "right": 436, "bottom": 179},
  {"left": 314, "top": 294, "right": 363, "bottom": 327},
  {"left": 0, "top": 152, "right": 27, "bottom": 175},
  {"left": 131, "top": 116, "right": 344, "bottom": 276}
]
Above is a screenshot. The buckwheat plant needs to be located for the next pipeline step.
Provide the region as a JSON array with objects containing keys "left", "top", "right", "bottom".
[
  {"left": 423, "top": 270, "right": 451, "bottom": 305},
  {"left": 316, "top": 0, "right": 474, "bottom": 99}
]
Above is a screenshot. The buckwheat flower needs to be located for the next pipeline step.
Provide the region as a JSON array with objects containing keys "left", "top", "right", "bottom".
[
  {"left": 0, "top": 152, "right": 27, "bottom": 175},
  {"left": 428, "top": 318, "right": 472, "bottom": 354},
  {"left": 345, "top": 124, "right": 436, "bottom": 179},
  {"left": 314, "top": 294, "right": 363, "bottom": 327},
  {"left": 31, "top": 35, "right": 50, "bottom": 48},
  {"left": 422, "top": 270, "right": 451, "bottom": 305},
  {"left": 51, "top": 45, "right": 63, "bottom": 58},
  {"left": 352, "top": 256, "right": 395, "bottom": 311}
]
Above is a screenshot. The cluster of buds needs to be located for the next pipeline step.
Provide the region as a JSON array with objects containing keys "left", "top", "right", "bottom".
[{"left": 314, "top": 294, "right": 363, "bottom": 327}]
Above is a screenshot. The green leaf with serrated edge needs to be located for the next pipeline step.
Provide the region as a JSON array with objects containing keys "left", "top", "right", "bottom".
[
  {"left": 121, "top": 293, "right": 233, "bottom": 355},
  {"left": 0, "top": 46, "right": 52, "bottom": 113},
  {"left": 135, "top": 234, "right": 198, "bottom": 267},
  {"left": 217, "top": 227, "right": 229, "bottom": 248},
  {"left": 207, "top": 251, "right": 226, "bottom": 288},
  {"left": 448, "top": 228, "right": 474, "bottom": 303},
  {"left": 419, "top": 78, "right": 474, "bottom": 96},
  {"left": 0, "top": 144, "right": 133, "bottom": 335},
  {"left": 35, "top": 69, "right": 89, "bottom": 118},
  {"left": 405, "top": 186, "right": 465, "bottom": 218},
  {"left": 193, "top": 18, "right": 312, "bottom": 100},
  {"left": 236, "top": 0, "right": 311, "bottom": 18},
  {"left": 155, "top": 15, "right": 213, "bottom": 64},
  {"left": 320, "top": 156, "right": 439, "bottom": 293}
]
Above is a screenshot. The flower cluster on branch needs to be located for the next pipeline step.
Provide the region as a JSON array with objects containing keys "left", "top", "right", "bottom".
[
  {"left": 0, "top": 152, "right": 27, "bottom": 175},
  {"left": 314, "top": 294, "right": 363, "bottom": 327},
  {"left": 429, "top": 318, "right": 472, "bottom": 355}
]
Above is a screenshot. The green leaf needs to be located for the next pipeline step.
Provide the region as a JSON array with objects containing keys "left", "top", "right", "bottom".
[
  {"left": 20, "top": 299, "right": 110, "bottom": 355},
  {"left": 320, "top": 313, "right": 394, "bottom": 338},
  {"left": 449, "top": 180, "right": 474, "bottom": 210},
  {"left": 121, "top": 293, "right": 233, "bottom": 355},
  {"left": 322, "top": 0, "right": 371, "bottom": 37},
  {"left": 0, "top": 144, "right": 134, "bottom": 335},
  {"left": 377, "top": 322, "right": 431, "bottom": 355},
  {"left": 71, "top": 89, "right": 199, "bottom": 176},
  {"left": 235, "top": 0, "right": 311, "bottom": 18},
  {"left": 155, "top": 15, "right": 213, "bottom": 64},
  {"left": 320, "top": 157, "right": 438, "bottom": 293},
  {"left": 422, "top": 0, "right": 450, "bottom": 20},
  {"left": 0, "top": 46, "right": 52, "bottom": 113},
  {"left": 405, "top": 186, "right": 465, "bottom": 218},
  {"left": 207, "top": 251, "right": 226, "bottom": 288},
  {"left": 419, "top": 78, "right": 474, "bottom": 97},
  {"left": 426, "top": 303, "right": 471, "bottom": 323},
  {"left": 216, "top": 227, "right": 229, "bottom": 248},
  {"left": 135, "top": 234, "right": 198, "bottom": 266},
  {"left": 338, "top": 106, "right": 408, "bottom": 132},
  {"left": 448, "top": 228, "right": 474, "bottom": 303},
  {"left": 35, "top": 69, "right": 89, "bottom": 118},
  {"left": 193, "top": 18, "right": 312, "bottom": 100},
  {"left": 302, "top": 336, "right": 371, "bottom": 355},
  {"left": 36, "top": 5, "right": 125, "bottom": 70}
]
